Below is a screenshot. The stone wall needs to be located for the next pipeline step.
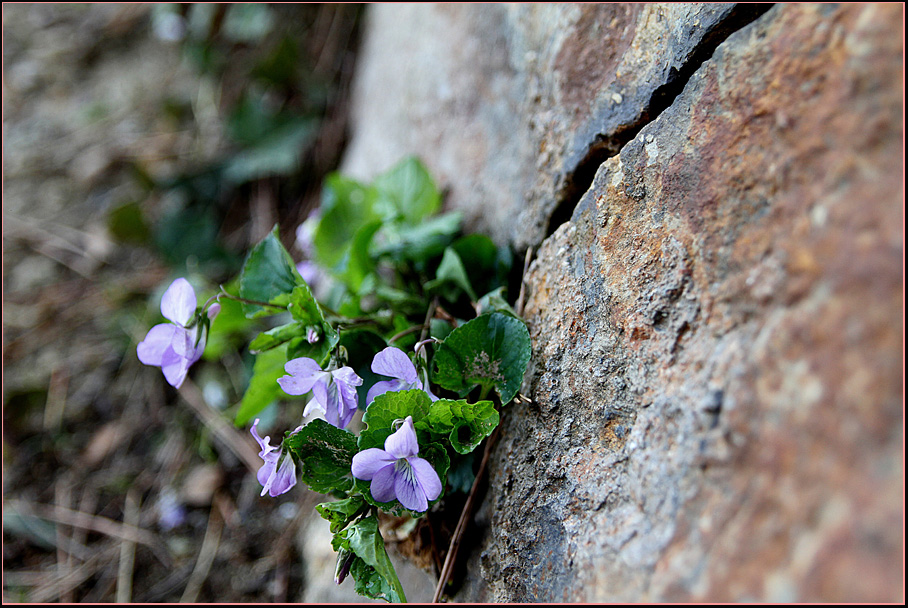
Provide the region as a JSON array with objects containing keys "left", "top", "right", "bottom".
[{"left": 339, "top": 3, "right": 903, "bottom": 602}]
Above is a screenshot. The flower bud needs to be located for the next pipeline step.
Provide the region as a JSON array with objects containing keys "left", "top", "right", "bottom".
[{"left": 334, "top": 548, "right": 354, "bottom": 585}]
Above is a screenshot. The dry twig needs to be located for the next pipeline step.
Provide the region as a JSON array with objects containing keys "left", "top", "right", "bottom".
[
  {"left": 432, "top": 424, "right": 502, "bottom": 603},
  {"left": 24, "top": 546, "right": 119, "bottom": 603},
  {"left": 177, "top": 377, "right": 262, "bottom": 475},
  {"left": 116, "top": 488, "right": 140, "bottom": 603},
  {"left": 180, "top": 508, "right": 223, "bottom": 602},
  {"left": 516, "top": 246, "right": 534, "bottom": 318},
  {"left": 9, "top": 499, "right": 171, "bottom": 567}
]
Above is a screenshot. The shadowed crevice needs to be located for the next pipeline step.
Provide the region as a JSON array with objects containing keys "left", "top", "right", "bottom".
[{"left": 544, "top": 3, "right": 775, "bottom": 240}]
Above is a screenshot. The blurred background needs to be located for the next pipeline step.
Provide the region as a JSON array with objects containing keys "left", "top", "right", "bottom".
[{"left": 2, "top": 4, "right": 437, "bottom": 602}]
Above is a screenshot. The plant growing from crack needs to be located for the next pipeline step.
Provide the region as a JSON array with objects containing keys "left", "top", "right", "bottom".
[{"left": 138, "top": 157, "right": 532, "bottom": 602}]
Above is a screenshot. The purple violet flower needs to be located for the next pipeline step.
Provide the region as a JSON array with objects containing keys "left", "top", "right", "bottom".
[
  {"left": 352, "top": 416, "right": 441, "bottom": 511},
  {"left": 296, "top": 260, "right": 322, "bottom": 287},
  {"left": 250, "top": 418, "right": 298, "bottom": 497},
  {"left": 295, "top": 213, "right": 325, "bottom": 291},
  {"left": 295, "top": 212, "right": 320, "bottom": 258},
  {"left": 351, "top": 416, "right": 442, "bottom": 512},
  {"left": 277, "top": 358, "right": 363, "bottom": 429},
  {"left": 366, "top": 346, "right": 438, "bottom": 406},
  {"left": 137, "top": 278, "right": 218, "bottom": 389}
]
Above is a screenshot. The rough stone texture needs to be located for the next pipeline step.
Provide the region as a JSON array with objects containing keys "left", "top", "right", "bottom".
[
  {"left": 480, "top": 3, "right": 903, "bottom": 602},
  {"left": 338, "top": 1, "right": 903, "bottom": 603},
  {"left": 340, "top": 3, "right": 768, "bottom": 250}
]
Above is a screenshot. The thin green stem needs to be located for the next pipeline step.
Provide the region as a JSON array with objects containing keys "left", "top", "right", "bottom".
[
  {"left": 419, "top": 298, "right": 439, "bottom": 342},
  {"left": 478, "top": 385, "right": 491, "bottom": 401},
  {"left": 389, "top": 324, "right": 423, "bottom": 344},
  {"left": 217, "top": 286, "right": 284, "bottom": 311}
]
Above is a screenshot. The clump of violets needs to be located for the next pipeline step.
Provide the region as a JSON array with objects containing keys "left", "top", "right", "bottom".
[
  {"left": 250, "top": 418, "right": 299, "bottom": 497},
  {"left": 277, "top": 357, "right": 363, "bottom": 429},
  {"left": 351, "top": 416, "right": 442, "bottom": 512},
  {"left": 366, "top": 346, "right": 438, "bottom": 406},
  {"left": 137, "top": 278, "right": 219, "bottom": 389}
]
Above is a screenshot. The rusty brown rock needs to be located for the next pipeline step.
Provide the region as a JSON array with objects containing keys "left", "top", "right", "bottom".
[
  {"left": 340, "top": 3, "right": 767, "bottom": 250},
  {"left": 470, "top": 3, "right": 903, "bottom": 602}
]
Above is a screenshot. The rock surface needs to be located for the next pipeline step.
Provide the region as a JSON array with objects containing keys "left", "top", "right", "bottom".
[
  {"left": 340, "top": 3, "right": 771, "bottom": 250},
  {"left": 489, "top": 4, "right": 903, "bottom": 602},
  {"left": 339, "top": 2, "right": 903, "bottom": 603}
]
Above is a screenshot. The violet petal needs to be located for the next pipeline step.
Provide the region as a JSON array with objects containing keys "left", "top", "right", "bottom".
[
  {"left": 332, "top": 366, "right": 364, "bottom": 388},
  {"left": 409, "top": 456, "right": 442, "bottom": 502},
  {"left": 266, "top": 454, "right": 297, "bottom": 497},
  {"left": 370, "top": 464, "right": 397, "bottom": 503},
  {"left": 160, "top": 347, "right": 190, "bottom": 388},
  {"left": 257, "top": 456, "right": 278, "bottom": 489},
  {"left": 352, "top": 448, "right": 397, "bottom": 480},
  {"left": 371, "top": 347, "right": 418, "bottom": 384},
  {"left": 366, "top": 379, "right": 405, "bottom": 407},
  {"left": 160, "top": 278, "right": 196, "bottom": 326},
  {"left": 285, "top": 357, "right": 323, "bottom": 377},
  {"left": 315, "top": 380, "right": 337, "bottom": 427},
  {"left": 137, "top": 323, "right": 178, "bottom": 366},
  {"left": 169, "top": 326, "right": 195, "bottom": 358},
  {"left": 394, "top": 466, "right": 428, "bottom": 512},
  {"left": 384, "top": 416, "right": 419, "bottom": 459},
  {"left": 302, "top": 398, "right": 326, "bottom": 419},
  {"left": 250, "top": 419, "right": 277, "bottom": 456},
  {"left": 278, "top": 359, "right": 326, "bottom": 396}
]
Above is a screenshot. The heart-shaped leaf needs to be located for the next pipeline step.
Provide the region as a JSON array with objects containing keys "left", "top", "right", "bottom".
[{"left": 432, "top": 312, "right": 531, "bottom": 404}]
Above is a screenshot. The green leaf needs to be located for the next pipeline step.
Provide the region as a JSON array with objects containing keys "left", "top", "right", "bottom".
[
  {"left": 341, "top": 220, "right": 382, "bottom": 292},
  {"left": 241, "top": 280, "right": 338, "bottom": 363},
  {"left": 153, "top": 203, "right": 238, "bottom": 275},
  {"left": 248, "top": 322, "right": 306, "bottom": 353},
  {"left": 316, "top": 496, "right": 366, "bottom": 534},
  {"left": 224, "top": 118, "right": 316, "bottom": 183},
  {"left": 222, "top": 3, "right": 274, "bottom": 43},
  {"left": 313, "top": 174, "right": 380, "bottom": 270},
  {"left": 372, "top": 211, "right": 462, "bottom": 265},
  {"left": 235, "top": 345, "right": 288, "bottom": 426},
  {"left": 285, "top": 283, "right": 339, "bottom": 366},
  {"left": 238, "top": 225, "right": 301, "bottom": 318},
  {"left": 286, "top": 334, "right": 336, "bottom": 369},
  {"left": 432, "top": 312, "right": 531, "bottom": 404},
  {"left": 348, "top": 556, "right": 399, "bottom": 603},
  {"left": 476, "top": 287, "right": 517, "bottom": 317},
  {"left": 331, "top": 515, "right": 406, "bottom": 602},
  {"left": 426, "top": 399, "right": 499, "bottom": 454},
  {"left": 288, "top": 282, "right": 322, "bottom": 325},
  {"left": 429, "top": 318, "right": 454, "bottom": 342},
  {"left": 445, "top": 451, "right": 479, "bottom": 494},
  {"left": 203, "top": 287, "right": 253, "bottom": 360},
  {"left": 452, "top": 234, "right": 512, "bottom": 297},
  {"left": 107, "top": 201, "right": 151, "bottom": 244},
  {"left": 452, "top": 233, "right": 497, "bottom": 268},
  {"left": 425, "top": 247, "right": 477, "bottom": 302},
  {"left": 358, "top": 390, "right": 433, "bottom": 451},
  {"left": 343, "top": 514, "right": 406, "bottom": 603},
  {"left": 373, "top": 157, "right": 440, "bottom": 224},
  {"left": 251, "top": 35, "right": 299, "bottom": 87},
  {"left": 284, "top": 419, "right": 358, "bottom": 494}
]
